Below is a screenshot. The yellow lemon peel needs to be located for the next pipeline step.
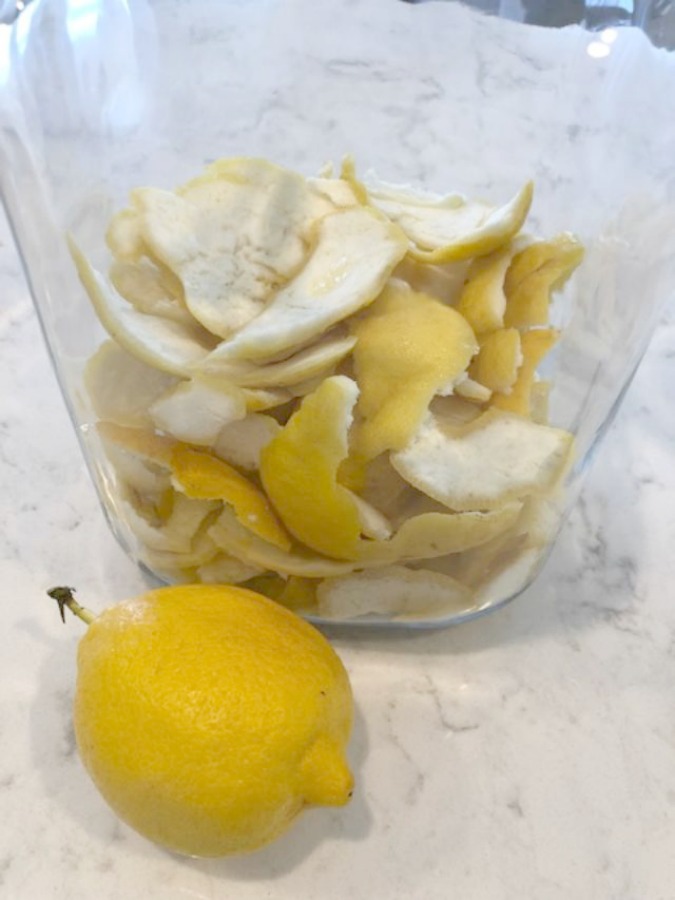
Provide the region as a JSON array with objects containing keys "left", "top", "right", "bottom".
[
  {"left": 469, "top": 328, "right": 523, "bottom": 395},
  {"left": 170, "top": 445, "right": 291, "bottom": 550},
  {"left": 260, "top": 375, "right": 363, "bottom": 560},
  {"left": 367, "top": 179, "right": 533, "bottom": 263},
  {"left": 491, "top": 328, "right": 559, "bottom": 417},
  {"left": 351, "top": 281, "right": 478, "bottom": 461},
  {"left": 504, "top": 234, "right": 584, "bottom": 329},
  {"left": 456, "top": 246, "right": 514, "bottom": 334},
  {"left": 357, "top": 503, "right": 523, "bottom": 563},
  {"left": 209, "top": 508, "right": 360, "bottom": 578}
]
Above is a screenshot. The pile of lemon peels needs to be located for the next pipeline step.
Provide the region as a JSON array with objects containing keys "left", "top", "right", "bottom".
[{"left": 72, "top": 157, "right": 583, "bottom": 621}]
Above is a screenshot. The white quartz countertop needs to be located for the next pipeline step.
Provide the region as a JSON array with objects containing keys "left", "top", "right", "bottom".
[{"left": 2, "top": 4, "right": 675, "bottom": 896}]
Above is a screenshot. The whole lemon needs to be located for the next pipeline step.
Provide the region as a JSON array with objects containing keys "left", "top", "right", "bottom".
[{"left": 68, "top": 584, "right": 354, "bottom": 857}]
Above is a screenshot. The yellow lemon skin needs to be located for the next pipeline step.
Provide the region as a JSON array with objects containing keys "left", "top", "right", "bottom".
[{"left": 73, "top": 585, "right": 353, "bottom": 857}]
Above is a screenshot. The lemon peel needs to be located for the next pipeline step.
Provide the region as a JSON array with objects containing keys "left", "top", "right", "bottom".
[
  {"left": 454, "top": 376, "right": 492, "bottom": 404},
  {"left": 491, "top": 328, "right": 559, "bottom": 417},
  {"left": 456, "top": 246, "right": 515, "bottom": 334},
  {"left": 468, "top": 328, "right": 523, "bottom": 395},
  {"left": 391, "top": 408, "right": 573, "bottom": 512},
  {"left": 260, "top": 376, "right": 363, "bottom": 560},
  {"left": 170, "top": 445, "right": 291, "bottom": 551},
  {"left": 109, "top": 259, "right": 193, "bottom": 327},
  {"left": 132, "top": 158, "right": 336, "bottom": 339},
  {"left": 209, "top": 508, "right": 360, "bottom": 578},
  {"left": 242, "top": 387, "right": 293, "bottom": 412},
  {"left": 367, "top": 179, "right": 533, "bottom": 262},
  {"left": 84, "top": 341, "right": 178, "bottom": 429},
  {"left": 212, "top": 414, "right": 281, "bottom": 471},
  {"left": 351, "top": 281, "right": 478, "bottom": 461},
  {"left": 149, "top": 379, "right": 247, "bottom": 446},
  {"left": 68, "top": 237, "right": 213, "bottom": 377},
  {"left": 139, "top": 517, "right": 221, "bottom": 573},
  {"left": 339, "top": 155, "right": 369, "bottom": 205},
  {"left": 317, "top": 565, "right": 474, "bottom": 621},
  {"left": 196, "top": 553, "right": 264, "bottom": 584},
  {"left": 106, "top": 207, "right": 145, "bottom": 261},
  {"left": 202, "top": 206, "right": 407, "bottom": 364},
  {"left": 99, "top": 439, "right": 172, "bottom": 496},
  {"left": 121, "top": 489, "right": 219, "bottom": 554},
  {"left": 393, "top": 255, "right": 467, "bottom": 305},
  {"left": 504, "top": 234, "right": 584, "bottom": 329},
  {"left": 96, "top": 421, "right": 176, "bottom": 467},
  {"left": 195, "top": 332, "right": 356, "bottom": 386},
  {"left": 357, "top": 503, "right": 523, "bottom": 564},
  {"left": 69, "top": 238, "right": 216, "bottom": 377}
]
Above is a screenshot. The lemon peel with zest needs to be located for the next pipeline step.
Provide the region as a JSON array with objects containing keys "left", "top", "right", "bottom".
[
  {"left": 170, "top": 445, "right": 291, "bottom": 551},
  {"left": 504, "top": 235, "right": 584, "bottom": 329},
  {"left": 468, "top": 328, "right": 523, "bottom": 395},
  {"left": 209, "top": 509, "right": 360, "bottom": 578},
  {"left": 366, "top": 179, "right": 533, "bottom": 263},
  {"left": 351, "top": 281, "right": 478, "bottom": 461},
  {"left": 356, "top": 503, "right": 523, "bottom": 564},
  {"left": 491, "top": 328, "right": 559, "bottom": 417},
  {"left": 456, "top": 246, "right": 515, "bottom": 334},
  {"left": 260, "top": 376, "right": 363, "bottom": 560},
  {"left": 195, "top": 333, "right": 356, "bottom": 386},
  {"left": 149, "top": 379, "right": 247, "bottom": 446}
]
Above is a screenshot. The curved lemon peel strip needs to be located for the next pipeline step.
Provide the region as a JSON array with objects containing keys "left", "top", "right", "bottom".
[
  {"left": 504, "top": 234, "right": 584, "bottom": 329},
  {"left": 356, "top": 503, "right": 523, "bottom": 564},
  {"left": 491, "top": 328, "right": 559, "bottom": 417},
  {"left": 468, "top": 328, "right": 523, "bottom": 395},
  {"left": 260, "top": 376, "right": 363, "bottom": 560},
  {"left": 317, "top": 565, "right": 474, "bottom": 622},
  {"left": 170, "top": 445, "right": 291, "bottom": 551},
  {"left": 69, "top": 237, "right": 214, "bottom": 377},
  {"left": 195, "top": 333, "right": 356, "bottom": 386},
  {"left": 456, "top": 246, "right": 515, "bottom": 334},
  {"left": 367, "top": 180, "right": 533, "bottom": 263}
]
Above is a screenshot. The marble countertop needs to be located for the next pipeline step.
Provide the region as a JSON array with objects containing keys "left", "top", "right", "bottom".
[{"left": 2, "top": 2, "right": 675, "bottom": 898}]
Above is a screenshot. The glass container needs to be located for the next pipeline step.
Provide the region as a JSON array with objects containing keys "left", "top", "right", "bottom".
[{"left": 1, "top": 0, "right": 674, "bottom": 626}]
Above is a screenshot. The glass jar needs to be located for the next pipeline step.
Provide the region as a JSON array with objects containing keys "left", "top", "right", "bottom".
[{"left": 2, "top": 0, "right": 674, "bottom": 626}]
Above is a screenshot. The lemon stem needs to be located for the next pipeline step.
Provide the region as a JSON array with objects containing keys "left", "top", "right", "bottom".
[{"left": 48, "top": 587, "right": 97, "bottom": 626}]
